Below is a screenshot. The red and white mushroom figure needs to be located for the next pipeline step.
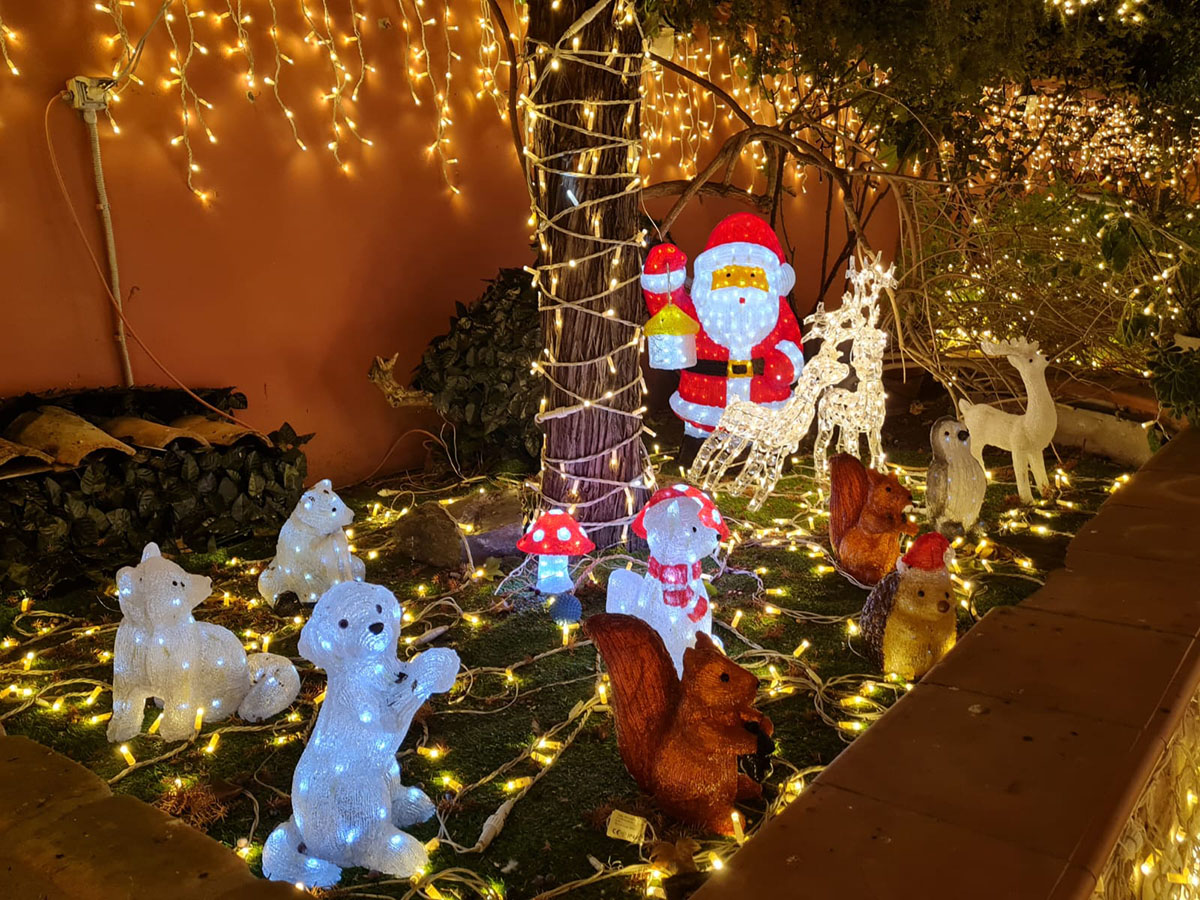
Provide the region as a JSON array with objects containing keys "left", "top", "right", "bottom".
[{"left": 517, "top": 508, "right": 595, "bottom": 594}]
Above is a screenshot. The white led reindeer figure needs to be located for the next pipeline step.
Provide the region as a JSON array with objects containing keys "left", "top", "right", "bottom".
[
  {"left": 957, "top": 338, "right": 1056, "bottom": 504},
  {"left": 689, "top": 288, "right": 859, "bottom": 508},
  {"left": 813, "top": 257, "right": 896, "bottom": 477},
  {"left": 726, "top": 302, "right": 857, "bottom": 508}
]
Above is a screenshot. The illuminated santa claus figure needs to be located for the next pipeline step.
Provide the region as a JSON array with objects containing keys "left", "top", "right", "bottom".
[{"left": 641, "top": 213, "right": 805, "bottom": 444}]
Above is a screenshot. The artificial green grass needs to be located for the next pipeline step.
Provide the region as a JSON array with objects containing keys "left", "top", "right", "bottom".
[{"left": 0, "top": 437, "right": 1129, "bottom": 899}]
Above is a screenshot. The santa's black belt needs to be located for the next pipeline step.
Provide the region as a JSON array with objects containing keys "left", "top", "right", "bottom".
[{"left": 689, "top": 358, "right": 765, "bottom": 378}]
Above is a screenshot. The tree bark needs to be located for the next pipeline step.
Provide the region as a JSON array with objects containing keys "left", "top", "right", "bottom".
[{"left": 526, "top": 0, "right": 648, "bottom": 547}]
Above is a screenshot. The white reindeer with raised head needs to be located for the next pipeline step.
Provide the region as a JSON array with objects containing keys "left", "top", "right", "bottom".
[
  {"left": 957, "top": 338, "right": 1056, "bottom": 504},
  {"left": 812, "top": 258, "right": 894, "bottom": 476},
  {"left": 689, "top": 299, "right": 852, "bottom": 506}
]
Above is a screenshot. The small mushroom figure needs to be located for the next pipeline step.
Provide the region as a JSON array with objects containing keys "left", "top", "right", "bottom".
[
  {"left": 517, "top": 508, "right": 595, "bottom": 595},
  {"left": 859, "top": 532, "right": 957, "bottom": 680}
]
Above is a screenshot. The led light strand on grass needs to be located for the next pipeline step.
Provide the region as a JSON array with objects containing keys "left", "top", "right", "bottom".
[{"left": 0, "top": 471, "right": 1121, "bottom": 898}]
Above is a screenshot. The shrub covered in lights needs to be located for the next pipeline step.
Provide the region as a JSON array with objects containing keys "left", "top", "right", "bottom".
[{"left": 412, "top": 268, "right": 543, "bottom": 464}]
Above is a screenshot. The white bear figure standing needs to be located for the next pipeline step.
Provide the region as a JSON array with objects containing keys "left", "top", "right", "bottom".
[
  {"left": 605, "top": 485, "right": 729, "bottom": 677},
  {"left": 259, "top": 479, "right": 366, "bottom": 606},
  {"left": 262, "top": 582, "right": 460, "bottom": 888},
  {"left": 108, "top": 543, "right": 300, "bottom": 745}
]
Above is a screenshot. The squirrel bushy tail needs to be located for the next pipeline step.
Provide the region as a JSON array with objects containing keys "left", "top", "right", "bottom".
[
  {"left": 828, "top": 453, "right": 869, "bottom": 548},
  {"left": 584, "top": 613, "right": 680, "bottom": 791}
]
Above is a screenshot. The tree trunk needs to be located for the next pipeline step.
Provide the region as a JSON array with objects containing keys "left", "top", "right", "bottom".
[{"left": 526, "top": 0, "right": 649, "bottom": 547}]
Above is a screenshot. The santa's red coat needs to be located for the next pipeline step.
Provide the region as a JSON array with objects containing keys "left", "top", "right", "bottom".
[{"left": 643, "top": 267, "right": 805, "bottom": 434}]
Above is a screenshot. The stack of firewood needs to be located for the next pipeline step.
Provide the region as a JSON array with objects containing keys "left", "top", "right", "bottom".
[{"left": 0, "top": 388, "right": 310, "bottom": 592}]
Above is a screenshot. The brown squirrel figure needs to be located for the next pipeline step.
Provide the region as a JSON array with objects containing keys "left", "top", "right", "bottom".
[
  {"left": 585, "top": 613, "right": 773, "bottom": 835},
  {"left": 828, "top": 453, "right": 919, "bottom": 586}
]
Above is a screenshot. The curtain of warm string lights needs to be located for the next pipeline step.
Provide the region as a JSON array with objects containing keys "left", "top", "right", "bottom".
[
  {"left": 0, "top": 1, "right": 785, "bottom": 202},
  {"left": 6, "top": 2, "right": 1189, "bottom": 429},
  {"left": 522, "top": 0, "right": 651, "bottom": 548}
]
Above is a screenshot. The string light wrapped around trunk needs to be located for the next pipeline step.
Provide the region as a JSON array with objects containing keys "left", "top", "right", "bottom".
[{"left": 523, "top": 0, "right": 654, "bottom": 547}]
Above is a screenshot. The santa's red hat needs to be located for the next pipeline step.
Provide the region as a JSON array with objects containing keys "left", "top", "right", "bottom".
[
  {"left": 898, "top": 532, "right": 953, "bottom": 572},
  {"left": 632, "top": 484, "right": 730, "bottom": 540},
  {"left": 693, "top": 213, "right": 795, "bottom": 296},
  {"left": 640, "top": 243, "right": 689, "bottom": 294}
]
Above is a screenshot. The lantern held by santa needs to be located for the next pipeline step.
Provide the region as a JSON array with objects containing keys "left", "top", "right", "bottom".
[
  {"left": 517, "top": 508, "right": 595, "bottom": 594},
  {"left": 645, "top": 303, "right": 700, "bottom": 370}
]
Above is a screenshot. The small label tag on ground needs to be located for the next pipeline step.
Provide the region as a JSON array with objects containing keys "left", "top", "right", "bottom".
[{"left": 606, "top": 809, "right": 647, "bottom": 844}]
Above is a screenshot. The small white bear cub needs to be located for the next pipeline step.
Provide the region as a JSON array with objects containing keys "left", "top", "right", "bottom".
[
  {"left": 108, "top": 543, "right": 300, "bottom": 744},
  {"left": 262, "top": 582, "right": 460, "bottom": 888},
  {"left": 259, "top": 478, "right": 366, "bottom": 606}
]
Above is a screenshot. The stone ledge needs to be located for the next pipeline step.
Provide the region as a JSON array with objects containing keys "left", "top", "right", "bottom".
[
  {"left": 0, "top": 736, "right": 298, "bottom": 900},
  {"left": 0, "top": 734, "right": 112, "bottom": 837},
  {"left": 696, "top": 429, "right": 1200, "bottom": 900}
]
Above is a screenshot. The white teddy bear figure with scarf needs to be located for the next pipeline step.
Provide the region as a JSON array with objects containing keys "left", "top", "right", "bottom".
[
  {"left": 108, "top": 543, "right": 300, "bottom": 744},
  {"left": 259, "top": 479, "right": 366, "bottom": 606},
  {"left": 262, "top": 582, "right": 460, "bottom": 888}
]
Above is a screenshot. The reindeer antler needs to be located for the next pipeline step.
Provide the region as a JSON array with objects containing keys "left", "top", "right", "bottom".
[{"left": 980, "top": 337, "right": 1042, "bottom": 358}]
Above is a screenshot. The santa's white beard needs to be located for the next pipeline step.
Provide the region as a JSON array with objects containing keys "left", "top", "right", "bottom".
[{"left": 692, "top": 286, "right": 778, "bottom": 357}]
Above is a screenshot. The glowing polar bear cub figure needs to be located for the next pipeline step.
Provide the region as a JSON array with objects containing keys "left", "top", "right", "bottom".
[
  {"left": 262, "top": 582, "right": 460, "bottom": 888},
  {"left": 606, "top": 485, "right": 730, "bottom": 676},
  {"left": 107, "top": 543, "right": 300, "bottom": 744},
  {"left": 259, "top": 479, "right": 366, "bottom": 606}
]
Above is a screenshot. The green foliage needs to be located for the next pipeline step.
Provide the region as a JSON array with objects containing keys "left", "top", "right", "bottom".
[
  {"left": 412, "top": 268, "right": 542, "bottom": 465},
  {"left": 0, "top": 423, "right": 309, "bottom": 593},
  {"left": 1151, "top": 345, "right": 1200, "bottom": 424},
  {"left": 651, "top": 0, "right": 1200, "bottom": 175}
]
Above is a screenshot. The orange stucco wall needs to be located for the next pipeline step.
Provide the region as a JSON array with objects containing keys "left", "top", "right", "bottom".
[{"left": 0, "top": 4, "right": 894, "bottom": 485}]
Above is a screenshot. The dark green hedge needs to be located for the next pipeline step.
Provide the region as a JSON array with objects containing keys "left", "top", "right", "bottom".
[
  {"left": 412, "top": 268, "right": 543, "bottom": 464},
  {"left": 0, "top": 389, "right": 309, "bottom": 593}
]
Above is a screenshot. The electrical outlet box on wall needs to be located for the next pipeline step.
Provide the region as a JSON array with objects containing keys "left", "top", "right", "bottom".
[{"left": 65, "top": 76, "right": 116, "bottom": 113}]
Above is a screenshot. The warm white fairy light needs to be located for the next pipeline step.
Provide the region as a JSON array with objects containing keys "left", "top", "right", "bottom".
[{"left": 0, "top": 12, "right": 19, "bottom": 76}]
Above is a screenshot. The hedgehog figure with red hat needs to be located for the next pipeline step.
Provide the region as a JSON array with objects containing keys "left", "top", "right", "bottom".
[
  {"left": 605, "top": 485, "right": 730, "bottom": 676},
  {"left": 859, "top": 532, "right": 958, "bottom": 680},
  {"left": 641, "top": 213, "right": 805, "bottom": 460}
]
